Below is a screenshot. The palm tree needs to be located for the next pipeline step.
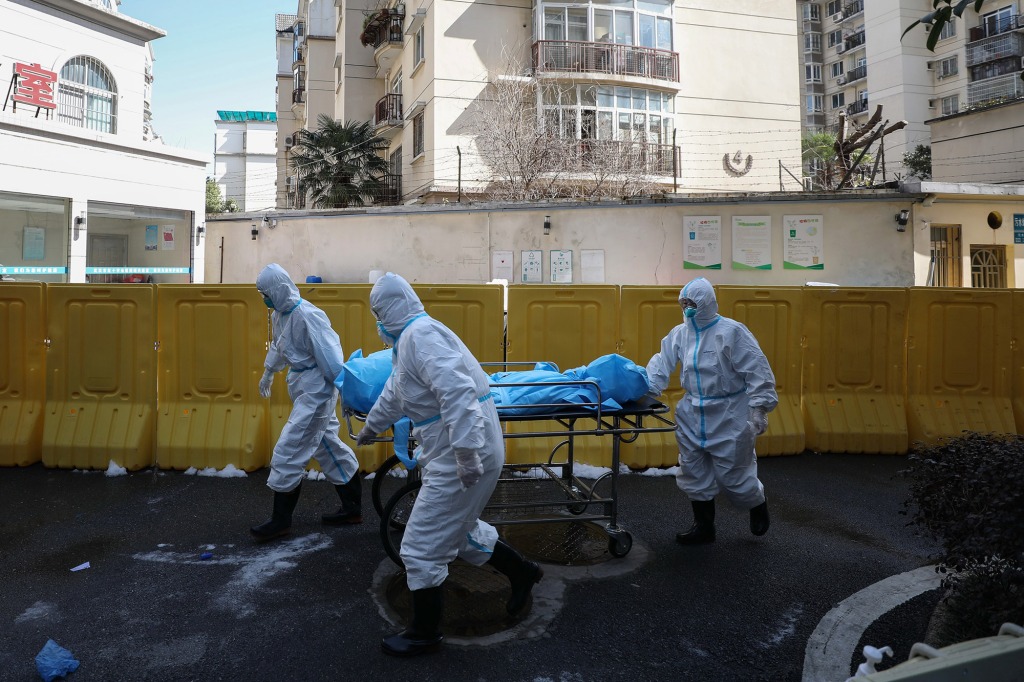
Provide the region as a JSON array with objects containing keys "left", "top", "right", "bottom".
[
  {"left": 289, "top": 115, "right": 391, "bottom": 208},
  {"left": 802, "top": 130, "right": 840, "bottom": 191}
]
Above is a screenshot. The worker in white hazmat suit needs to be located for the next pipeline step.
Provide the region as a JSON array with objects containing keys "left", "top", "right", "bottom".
[
  {"left": 645, "top": 277, "right": 777, "bottom": 545},
  {"left": 355, "top": 272, "right": 543, "bottom": 657},
  {"left": 251, "top": 263, "right": 362, "bottom": 542}
]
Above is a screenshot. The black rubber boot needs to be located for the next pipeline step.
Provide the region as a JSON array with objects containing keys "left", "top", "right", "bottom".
[
  {"left": 750, "top": 500, "right": 770, "bottom": 536},
  {"left": 381, "top": 585, "right": 444, "bottom": 657},
  {"left": 676, "top": 499, "right": 716, "bottom": 545},
  {"left": 321, "top": 475, "right": 363, "bottom": 525},
  {"left": 487, "top": 539, "right": 544, "bottom": 614},
  {"left": 250, "top": 485, "right": 301, "bottom": 543}
]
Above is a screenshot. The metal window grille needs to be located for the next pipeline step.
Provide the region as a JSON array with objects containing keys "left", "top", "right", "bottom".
[
  {"left": 929, "top": 225, "right": 962, "bottom": 287},
  {"left": 970, "top": 245, "right": 1006, "bottom": 288},
  {"left": 58, "top": 56, "right": 117, "bottom": 134},
  {"left": 413, "top": 113, "right": 424, "bottom": 157}
]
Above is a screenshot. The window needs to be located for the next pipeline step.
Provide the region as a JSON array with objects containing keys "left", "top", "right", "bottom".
[
  {"left": 830, "top": 61, "right": 844, "bottom": 78},
  {"left": 414, "top": 26, "right": 425, "bottom": 66},
  {"left": 982, "top": 6, "right": 1013, "bottom": 37},
  {"left": 805, "top": 64, "right": 822, "bottom": 83},
  {"left": 542, "top": 84, "right": 673, "bottom": 142},
  {"left": 412, "top": 112, "right": 424, "bottom": 157},
  {"left": 804, "top": 32, "right": 821, "bottom": 52},
  {"left": 541, "top": 1, "right": 673, "bottom": 50},
  {"left": 803, "top": 4, "right": 821, "bottom": 21},
  {"left": 826, "top": 1, "right": 842, "bottom": 16},
  {"left": 827, "top": 29, "right": 843, "bottom": 47},
  {"left": 806, "top": 94, "right": 824, "bottom": 112},
  {"left": 941, "top": 94, "right": 959, "bottom": 115},
  {"left": 57, "top": 56, "right": 117, "bottom": 133},
  {"left": 930, "top": 226, "right": 962, "bottom": 287},
  {"left": 938, "top": 56, "right": 957, "bottom": 78},
  {"left": 938, "top": 17, "right": 956, "bottom": 40},
  {"left": 831, "top": 92, "right": 845, "bottom": 109},
  {"left": 970, "top": 245, "right": 1006, "bottom": 288}
]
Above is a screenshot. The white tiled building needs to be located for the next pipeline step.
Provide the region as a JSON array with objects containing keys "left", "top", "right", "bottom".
[
  {"left": 213, "top": 111, "right": 278, "bottom": 213},
  {"left": 0, "top": 0, "right": 209, "bottom": 283},
  {"left": 277, "top": 0, "right": 805, "bottom": 208}
]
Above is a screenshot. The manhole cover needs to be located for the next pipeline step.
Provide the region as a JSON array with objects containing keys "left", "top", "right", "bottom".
[
  {"left": 384, "top": 560, "right": 528, "bottom": 637},
  {"left": 500, "top": 521, "right": 610, "bottom": 566}
]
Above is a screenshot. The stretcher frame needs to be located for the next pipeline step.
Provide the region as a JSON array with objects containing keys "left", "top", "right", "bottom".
[{"left": 343, "top": 364, "right": 674, "bottom": 564}]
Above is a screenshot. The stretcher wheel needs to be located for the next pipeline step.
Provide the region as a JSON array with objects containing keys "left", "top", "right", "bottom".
[
  {"left": 607, "top": 529, "right": 632, "bottom": 558},
  {"left": 567, "top": 486, "right": 588, "bottom": 515},
  {"left": 379, "top": 480, "right": 422, "bottom": 567},
  {"left": 371, "top": 455, "right": 420, "bottom": 518}
]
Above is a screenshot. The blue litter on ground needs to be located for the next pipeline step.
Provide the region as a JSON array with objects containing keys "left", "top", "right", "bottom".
[
  {"left": 35, "top": 639, "right": 79, "bottom": 682},
  {"left": 200, "top": 552, "right": 213, "bottom": 560}
]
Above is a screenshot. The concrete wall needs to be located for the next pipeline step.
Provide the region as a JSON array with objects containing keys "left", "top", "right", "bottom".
[
  {"left": 930, "top": 100, "right": 1024, "bottom": 185},
  {"left": 205, "top": 196, "right": 934, "bottom": 287}
]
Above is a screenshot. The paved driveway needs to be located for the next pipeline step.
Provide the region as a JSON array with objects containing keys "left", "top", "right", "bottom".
[{"left": 0, "top": 453, "right": 939, "bottom": 681}]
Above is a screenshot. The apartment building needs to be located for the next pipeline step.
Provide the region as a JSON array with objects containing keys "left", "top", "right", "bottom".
[
  {"left": 277, "top": 0, "right": 804, "bottom": 208},
  {"left": 213, "top": 111, "right": 278, "bottom": 212},
  {"left": 797, "top": 0, "right": 1024, "bottom": 184},
  {"left": 0, "top": 0, "right": 208, "bottom": 284}
]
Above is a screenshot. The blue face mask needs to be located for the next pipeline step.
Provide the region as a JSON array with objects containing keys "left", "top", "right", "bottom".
[
  {"left": 377, "top": 320, "right": 397, "bottom": 346},
  {"left": 263, "top": 296, "right": 275, "bottom": 309},
  {"left": 684, "top": 306, "right": 697, "bottom": 319}
]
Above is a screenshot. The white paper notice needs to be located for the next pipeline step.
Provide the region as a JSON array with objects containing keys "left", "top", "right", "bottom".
[
  {"left": 683, "top": 216, "right": 722, "bottom": 270},
  {"left": 521, "top": 250, "right": 543, "bottom": 283},
  {"left": 732, "top": 216, "right": 772, "bottom": 270},
  {"left": 161, "top": 225, "right": 175, "bottom": 251},
  {"left": 783, "top": 215, "right": 824, "bottom": 270},
  {"left": 581, "top": 249, "right": 605, "bottom": 283},
  {"left": 550, "top": 250, "right": 573, "bottom": 284},
  {"left": 492, "top": 250, "right": 514, "bottom": 281}
]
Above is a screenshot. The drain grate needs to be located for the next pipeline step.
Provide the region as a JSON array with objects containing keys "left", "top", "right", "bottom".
[{"left": 500, "top": 521, "right": 610, "bottom": 566}]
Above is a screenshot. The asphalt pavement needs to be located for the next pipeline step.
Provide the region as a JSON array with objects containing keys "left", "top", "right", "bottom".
[{"left": 0, "top": 452, "right": 940, "bottom": 682}]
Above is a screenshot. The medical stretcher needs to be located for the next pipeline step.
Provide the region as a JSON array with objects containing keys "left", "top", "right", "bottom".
[{"left": 343, "top": 370, "right": 674, "bottom": 566}]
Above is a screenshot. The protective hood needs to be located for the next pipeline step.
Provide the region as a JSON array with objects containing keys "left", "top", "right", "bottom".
[
  {"left": 679, "top": 277, "right": 719, "bottom": 325},
  {"left": 256, "top": 263, "right": 301, "bottom": 312},
  {"left": 370, "top": 272, "right": 425, "bottom": 335}
]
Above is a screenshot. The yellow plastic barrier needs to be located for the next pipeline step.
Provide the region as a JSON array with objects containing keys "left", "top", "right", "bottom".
[
  {"left": 414, "top": 284, "right": 505, "bottom": 364},
  {"left": 505, "top": 285, "right": 620, "bottom": 466},
  {"left": 802, "top": 287, "right": 909, "bottom": 454},
  {"left": 619, "top": 286, "right": 684, "bottom": 469},
  {"left": 907, "top": 287, "right": 1015, "bottom": 444},
  {"left": 0, "top": 283, "right": 46, "bottom": 466},
  {"left": 1013, "top": 290, "right": 1024, "bottom": 433},
  {"left": 716, "top": 285, "right": 805, "bottom": 455},
  {"left": 42, "top": 285, "right": 156, "bottom": 470},
  {"left": 156, "top": 285, "right": 269, "bottom": 471}
]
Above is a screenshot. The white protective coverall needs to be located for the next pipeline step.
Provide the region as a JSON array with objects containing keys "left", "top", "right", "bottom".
[
  {"left": 645, "top": 277, "right": 778, "bottom": 508},
  {"left": 362, "top": 273, "right": 503, "bottom": 591},
  {"left": 257, "top": 264, "right": 360, "bottom": 493}
]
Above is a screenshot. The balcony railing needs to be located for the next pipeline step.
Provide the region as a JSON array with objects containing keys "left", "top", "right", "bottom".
[
  {"left": 292, "top": 87, "right": 305, "bottom": 104},
  {"left": 842, "top": 0, "right": 863, "bottom": 20},
  {"left": 533, "top": 40, "right": 679, "bottom": 83},
  {"left": 844, "top": 30, "right": 865, "bottom": 50},
  {"left": 968, "top": 14, "right": 1023, "bottom": 42},
  {"left": 847, "top": 98, "right": 869, "bottom": 115},
  {"left": 967, "top": 71, "right": 1024, "bottom": 107},
  {"left": 566, "top": 140, "right": 680, "bottom": 176},
  {"left": 966, "top": 31, "right": 1024, "bottom": 67},
  {"left": 376, "top": 173, "right": 401, "bottom": 206},
  {"left": 846, "top": 64, "right": 867, "bottom": 83},
  {"left": 360, "top": 10, "right": 404, "bottom": 50},
  {"left": 374, "top": 93, "right": 403, "bottom": 126}
]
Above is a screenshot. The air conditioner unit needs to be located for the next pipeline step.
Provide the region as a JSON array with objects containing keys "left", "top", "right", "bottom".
[
  {"left": 837, "top": 43, "right": 847, "bottom": 53},
  {"left": 832, "top": 12, "right": 844, "bottom": 23},
  {"left": 836, "top": 76, "right": 847, "bottom": 85},
  {"left": 284, "top": 135, "right": 294, "bottom": 149}
]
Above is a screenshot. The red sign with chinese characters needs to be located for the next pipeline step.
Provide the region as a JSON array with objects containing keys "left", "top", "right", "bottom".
[{"left": 13, "top": 62, "right": 57, "bottom": 110}]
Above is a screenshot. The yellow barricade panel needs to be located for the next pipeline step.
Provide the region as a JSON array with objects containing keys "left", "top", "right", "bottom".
[
  {"left": 907, "top": 288, "right": 1015, "bottom": 444},
  {"left": 717, "top": 286, "right": 805, "bottom": 456},
  {"left": 505, "top": 285, "right": 619, "bottom": 465},
  {"left": 0, "top": 283, "right": 46, "bottom": 466},
  {"left": 1012, "top": 291, "right": 1024, "bottom": 435},
  {"left": 619, "top": 286, "right": 685, "bottom": 469},
  {"left": 156, "top": 285, "right": 269, "bottom": 471},
  {"left": 414, "top": 284, "right": 505, "bottom": 364},
  {"left": 802, "top": 287, "right": 909, "bottom": 454},
  {"left": 42, "top": 285, "right": 156, "bottom": 470}
]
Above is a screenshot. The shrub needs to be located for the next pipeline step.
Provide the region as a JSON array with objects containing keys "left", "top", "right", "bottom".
[{"left": 901, "top": 432, "right": 1024, "bottom": 644}]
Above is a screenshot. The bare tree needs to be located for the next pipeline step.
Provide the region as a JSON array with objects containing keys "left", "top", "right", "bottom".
[{"left": 467, "top": 52, "right": 666, "bottom": 201}]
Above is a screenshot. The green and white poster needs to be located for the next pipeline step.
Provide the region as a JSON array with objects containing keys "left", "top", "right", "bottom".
[
  {"left": 783, "top": 214, "right": 824, "bottom": 270},
  {"left": 732, "top": 216, "right": 772, "bottom": 270},
  {"left": 684, "top": 216, "right": 722, "bottom": 269}
]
